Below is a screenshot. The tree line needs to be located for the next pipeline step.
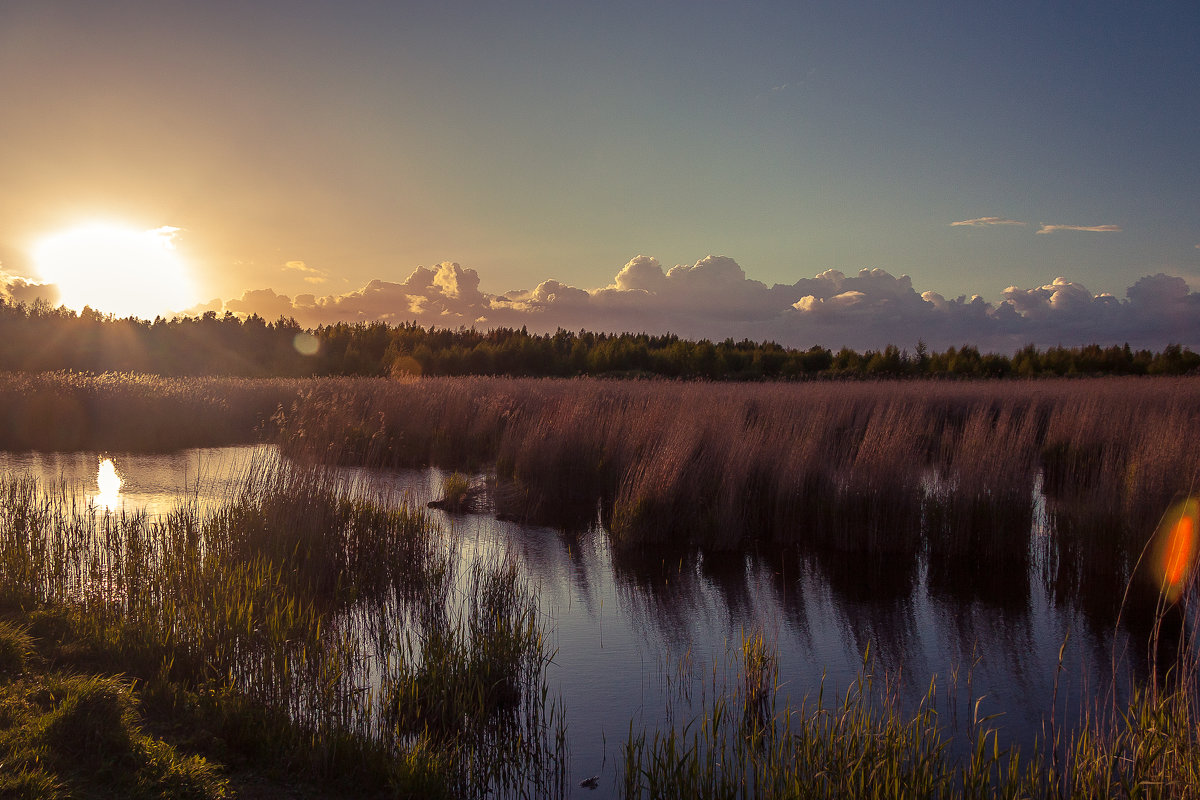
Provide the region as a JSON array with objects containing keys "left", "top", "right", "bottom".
[{"left": 1, "top": 298, "right": 1197, "bottom": 379}]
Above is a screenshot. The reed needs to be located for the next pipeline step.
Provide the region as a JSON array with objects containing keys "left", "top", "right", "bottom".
[
  {"left": 621, "top": 639, "right": 1200, "bottom": 799},
  {"left": 0, "top": 370, "right": 306, "bottom": 451},
  {"left": 387, "top": 553, "right": 566, "bottom": 796},
  {"left": 429, "top": 471, "right": 485, "bottom": 513},
  {"left": 275, "top": 376, "right": 1200, "bottom": 628},
  {"left": 924, "top": 401, "right": 1042, "bottom": 604},
  {"left": 0, "top": 457, "right": 565, "bottom": 798}
]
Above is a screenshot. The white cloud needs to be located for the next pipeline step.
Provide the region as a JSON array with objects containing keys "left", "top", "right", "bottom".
[
  {"left": 1036, "top": 223, "right": 1122, "bottom": 234},
  {"left": 950, "top": 217, "right": 1026, "bottom": 227},
  {"left": 211, "top": 256, "right": 1200, "bottom": 352},
  {"left": 611, "top": 254, "right": 666, "bottom": 292},
  {"left": 283, "top": 260, "right": 329, "bottom": 284}
]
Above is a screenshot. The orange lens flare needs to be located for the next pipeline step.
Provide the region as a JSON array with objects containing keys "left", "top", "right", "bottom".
[
  {"left": 1164, "top": 515, "right": 1195, "bottom": 588},
  {"left": 1153, "top": 497, "right": 1200, "bottom": 603}
]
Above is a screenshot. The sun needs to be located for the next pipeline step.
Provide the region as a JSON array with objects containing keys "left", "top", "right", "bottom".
[{"left": 31, "top": 222, "right": 199, "bottom": 320}]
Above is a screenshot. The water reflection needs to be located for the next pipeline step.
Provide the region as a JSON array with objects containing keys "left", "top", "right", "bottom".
[
  {"left": 93, "top": 457, "right": 123, "bottom": 512},
  {"left": 0, "top": 446, "right": 1183, "bottom": 799}
]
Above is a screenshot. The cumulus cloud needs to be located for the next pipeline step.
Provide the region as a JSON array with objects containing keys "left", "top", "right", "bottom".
[
  {"left": 225, "top": 288, "right": 298, "bottom": 319},
  {"left": 210, "top": 255, "right": 1200, "bottom": 352},
  {"left": 1036, "top": 223, "right": 1122, "bottom": 234},
  {"left": 283, "top": 260, "right": 329, "bottom": 284},
  {"left": 222, "top": 262, "right": 492, "bottom": 327},
  {"left": 950, "top": 217, "right": 1026, "bottom": 227},
  {"left": 0, "top": 269, "right": 60, "bottom": 306},
  {"left": 611, "top": 254, "right": 666, "bottom": 292}
]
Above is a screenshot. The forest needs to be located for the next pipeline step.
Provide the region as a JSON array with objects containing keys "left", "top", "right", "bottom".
[{"left": 1, "top": 297, "right": 1197, "bottom": 379}]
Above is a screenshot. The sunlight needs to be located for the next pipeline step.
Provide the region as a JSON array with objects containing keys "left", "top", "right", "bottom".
[
  {"left": 31, "top": 222, "right": 198, "bottom": 320},
  {"left": 93, "top": 457, "right": 123, "bottom": 513}
]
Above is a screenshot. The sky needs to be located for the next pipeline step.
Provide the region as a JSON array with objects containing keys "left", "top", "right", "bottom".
[{"left": 2, "top": 1, "right": 1198, "bottom": 351}]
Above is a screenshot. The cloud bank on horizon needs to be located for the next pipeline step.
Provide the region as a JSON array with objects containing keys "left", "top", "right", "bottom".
[
  {"left": 9, "top": 255, "right": 1200, "bottom": 352},
  {"left": 4, "top": 256, "right": 1195, "bottom": 352},
  {"left": 4, "top": 257, "right": 1197, "bottom": 353},
  {"left": 203, "top": 257, "right": 1200, "bottom": 353}
]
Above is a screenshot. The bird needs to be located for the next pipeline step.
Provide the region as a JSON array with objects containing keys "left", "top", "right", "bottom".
[{"left": 579, "top": 775, "right": 599, "bottom": 789}]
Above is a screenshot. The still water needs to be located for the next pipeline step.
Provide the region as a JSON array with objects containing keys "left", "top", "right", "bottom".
[{"left": 0, "top": 446, "right": 1152, "bottom": 797}]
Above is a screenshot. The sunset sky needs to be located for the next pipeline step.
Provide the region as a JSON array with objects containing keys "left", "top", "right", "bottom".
[{"left": 2, "top": 2, "right": 1198, "bottom": 350}]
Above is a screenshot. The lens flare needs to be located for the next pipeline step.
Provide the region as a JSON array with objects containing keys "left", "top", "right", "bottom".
[
  {"left": 1165, "top": 515, "right": 1195, "bottom": 587},
  {"left": 1152, "top": 497, "right": 1200, "bottom": 603},
  {"left": 293, "top": 332, "right": 320, "bottom": 356}
]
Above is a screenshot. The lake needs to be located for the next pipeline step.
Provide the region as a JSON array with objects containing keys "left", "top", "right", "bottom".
[{"left": 0, "top": 445, "right": 1162, "bottom": 798}]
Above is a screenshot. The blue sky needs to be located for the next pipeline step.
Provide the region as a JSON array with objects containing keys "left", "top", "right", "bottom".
[{"left": 1, "top": 1, "right": 1198, "bottom": 348}]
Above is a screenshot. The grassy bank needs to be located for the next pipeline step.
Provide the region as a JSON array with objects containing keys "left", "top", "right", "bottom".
[{"left": 0, "top": 460, "right": 564, "bottom": 798}]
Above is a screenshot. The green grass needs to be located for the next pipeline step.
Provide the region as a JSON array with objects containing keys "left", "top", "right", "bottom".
[
  {"left": 430, "top": 471, "right": 478, "bottom": 513},
  {"left": 622, "top": 635, "right": 1200, "bottom": 799},
  {"left": 0, "top": 671, "right": 228, "bottom": 799}
]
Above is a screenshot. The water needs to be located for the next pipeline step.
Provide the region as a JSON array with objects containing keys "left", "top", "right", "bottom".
[{"left": 0, "top": 446, "right": 1161, "bottom": 798}]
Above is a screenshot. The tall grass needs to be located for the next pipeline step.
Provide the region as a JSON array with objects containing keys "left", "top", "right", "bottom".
[
  {"left": 621, "top": 631, "right": 1200, "bottom": 799},
  {"left": 0, "top": 371, "right": 307, "bottom": 451},
  {"left": 275, "top": 376, "right": 1200, "bottom": 626},
  {"left": 0, "top": 457, "right": 565, "bottom": 797}
]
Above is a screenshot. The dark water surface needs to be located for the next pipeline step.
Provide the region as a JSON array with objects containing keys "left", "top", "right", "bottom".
[{"left": 0, "top": 447, "right": 1168, "bottom": 798}]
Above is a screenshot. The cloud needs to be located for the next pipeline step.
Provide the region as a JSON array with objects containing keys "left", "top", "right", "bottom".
[
  {"left": 282, "top": 260, "right": 329, "bottom": 284},
  {"left": 950, "top": 217, "right": 1026, "bottom": 227},
  {"left": 1036, "top": 223, "right": 1122, "bottom": 234},
  {"left": 210, "top": 256, "right": 1200, "bottom": 352},
  {"left": 224, "top": 262, "right": 492, "bottom": 327},
  {"left": 612, "top": 255, "right": 666, "bottom": 292},
  {"left": 224, "top": 288, "right": 297, "bottom": 319},
  {"left": 0, "top": 270, "right": 60, "bottom": 306}
]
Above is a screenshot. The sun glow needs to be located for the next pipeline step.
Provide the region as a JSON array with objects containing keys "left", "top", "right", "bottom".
[
  {"left": 31, "top": 222, "right": 199, "bottom": 320},
  {"left": 93, "top": 457, "right": 123, "bottom": 513}
]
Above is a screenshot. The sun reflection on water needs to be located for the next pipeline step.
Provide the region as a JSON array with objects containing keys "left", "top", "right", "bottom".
[{"left": 93, "top": 457, "right": 123, "bottom": 512}]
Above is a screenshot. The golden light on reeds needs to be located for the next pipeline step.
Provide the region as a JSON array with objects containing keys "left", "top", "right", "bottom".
[{"left": 1152, "top": 497, "right": 1199, "bottom": 603}]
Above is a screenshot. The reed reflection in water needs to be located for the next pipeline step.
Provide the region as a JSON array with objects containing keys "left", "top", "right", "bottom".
[{"left": 0, "top": 445, "right": 1183, "bottom": 797}]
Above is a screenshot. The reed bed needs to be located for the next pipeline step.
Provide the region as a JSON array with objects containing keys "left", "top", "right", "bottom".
[
  {"left": 275, "top": 376, "right": 1200, "bottom": 624},
  {"left": 0, "top": 458, "right": 565, "bottom": 798},
  {"left": 0, "top": 371, "right": 308, "bottom": 451}
]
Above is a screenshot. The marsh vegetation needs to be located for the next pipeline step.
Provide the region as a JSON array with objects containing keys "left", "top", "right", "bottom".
[
  {"left": 275, "top": 376, "right": 1200, "bottom": 622},
  {"left": 0, "top": 456, "right": 565, "bottom": 798},
  {"left": 2, "top": 371, "right": 1199, "bottom": 797}
]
